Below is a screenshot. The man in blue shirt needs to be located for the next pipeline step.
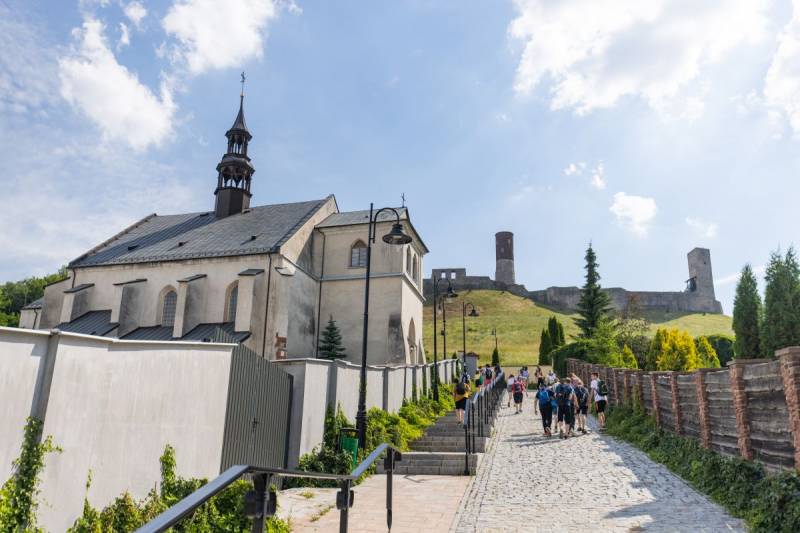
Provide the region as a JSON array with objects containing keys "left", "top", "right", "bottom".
[{"left": 555, "top": 377, "right": 577, "bottom": 438}]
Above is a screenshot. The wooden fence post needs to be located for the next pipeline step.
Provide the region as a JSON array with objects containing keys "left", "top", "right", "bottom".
[
  {"left": 695, "top": 369, "right": 712, "bottom": 449},
  {"left": 777, "top": 346, "right": 800, "bottom": 472}
]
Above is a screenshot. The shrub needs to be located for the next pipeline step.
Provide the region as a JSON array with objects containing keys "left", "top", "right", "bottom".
[
  {"left": 707, "top": 334, "right": 735, "bottom": 366},
  {"left": 550, "top": 340, "right": 592, "bottom": 376}
]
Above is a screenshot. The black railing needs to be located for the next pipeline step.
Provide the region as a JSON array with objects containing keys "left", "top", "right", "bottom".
[
  {"left": 135, "top": 443, "right": 402, "bottom": 533},
  {"left": 462, "top": 371, "right": 503, "bottom": 475}
]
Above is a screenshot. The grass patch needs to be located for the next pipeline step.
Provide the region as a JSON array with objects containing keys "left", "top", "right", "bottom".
[
  {"left": 309, "top": 504, "right": 333, "bottom": 523},
  {"left": 424, "top": 290, "right": 732, "bottom": 368},
  {"left": 299, "top": 490, "right": 314, "bottom": 499}
]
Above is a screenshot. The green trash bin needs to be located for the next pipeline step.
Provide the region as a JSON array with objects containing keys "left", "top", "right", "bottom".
[{"left": 339, "top": 427, "right": 359, "bottom": 469}]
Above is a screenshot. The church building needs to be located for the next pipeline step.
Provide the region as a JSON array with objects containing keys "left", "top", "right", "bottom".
[{"left": 20, "top": 92, "right": 428, "bottom": 365}]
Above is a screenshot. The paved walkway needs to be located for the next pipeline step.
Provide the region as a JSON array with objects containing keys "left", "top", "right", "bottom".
[
  {"left": 451, "top": 399, "right": 746, "bottom": 532},
  {"left": 285, "top": 474, "right": 470, "bottom": 532}
]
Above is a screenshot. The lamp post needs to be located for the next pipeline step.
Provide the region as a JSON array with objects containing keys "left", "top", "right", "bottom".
[
  {"left": 432, "top": 277, "right": 457, "bottom": 402},
  {"left": 491, "top": 327, "right": 498, "bottom": 352},
  {"left": 356, "top": 203, "right": 413, "bottom": 450},
  {"left": 461, "top": 302, "right": 479, "bottom": 377}
]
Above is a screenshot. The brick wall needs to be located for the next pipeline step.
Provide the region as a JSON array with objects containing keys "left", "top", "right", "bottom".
[{"left": 566, "top": 351, "right": 800, "bottom": 473}]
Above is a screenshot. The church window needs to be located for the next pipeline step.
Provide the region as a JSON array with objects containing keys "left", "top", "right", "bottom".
[
  {"left": 412, "top": 255, "right": 419, "bottom": 284},
  {"left": 161, "top": 290, "right": 177, "bottom": 327},
  {"left": 350, "top": 240, "right": 368, "bottom": 268},
  {"left": 226, "top": 282, "right": 238, "bottom": 323},
  {"left": 406, "top": 247, "right": 412, "bottom": 274}
]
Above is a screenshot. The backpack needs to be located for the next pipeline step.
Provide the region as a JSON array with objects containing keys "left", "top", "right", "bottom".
[
  {"left": 597, "top": 380, "right": 609, "bottom": 397},
  {"left": 485, "top": 368, "right": 493, "bottom": 380},
  {"left": 556, "top": 385, "right": 572, "bottom": 405},
  {"left": 456, "top": 382, "right": 466, "bottom": 395},
  {"left": 574, "top": 386, "right": 588, "bottom": 406},
  {"left": 512, "top": 381, "right": 524, "bottom": 394},
  {"left": 538, "top": 389, "right": 551, "bottom": 407}
]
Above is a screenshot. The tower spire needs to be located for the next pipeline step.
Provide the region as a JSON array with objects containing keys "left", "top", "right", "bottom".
[{"left": 214, "top": 75, "right": 255, "bottom": 218}]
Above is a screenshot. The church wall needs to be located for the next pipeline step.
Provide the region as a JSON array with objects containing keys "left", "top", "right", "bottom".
[
  {"left": 400, "top": 275, "right": 425, "bottom": 364},
  {"left": 279, "top": 197, "right": 337, "bottom": 266},
  {"left": 40, "top": 277, "right": 71, "bottom": 328}
]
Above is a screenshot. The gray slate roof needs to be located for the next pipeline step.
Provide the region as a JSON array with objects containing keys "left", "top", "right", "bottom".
[
  {"left": 70, "top": 198, "right": 331, "bottom": 268},
  {"left": 121, "top": 321, "right": 249, "bottom": 343},
  {"left": 57, "top": 310, "right": 118, "bottom": 336},
  {"left": 317, "top": 207, "right": 408, "bottom": 228},
  {"left": 22, "top": 297, "right": 43, "bottom": 310}
]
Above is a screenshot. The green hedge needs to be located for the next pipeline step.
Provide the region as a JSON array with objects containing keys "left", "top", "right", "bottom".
[
  {"left": 606, "top": 405, "right": 800, "bottom": 532},
  {"left": 550, "top": 340, "right": 592, "bottom": 376}
]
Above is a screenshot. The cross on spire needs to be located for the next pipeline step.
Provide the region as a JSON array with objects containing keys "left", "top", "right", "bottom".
[
  {"left": 401, "top": 192, "right": 406, "bottom": 208},
  {"left": 240, "top": 71, "right": 246, "bottom": 97}
]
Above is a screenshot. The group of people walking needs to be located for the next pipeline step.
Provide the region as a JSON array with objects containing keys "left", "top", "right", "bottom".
[{"left": 505, "top": 367, "right": 610, "bottom": 438}]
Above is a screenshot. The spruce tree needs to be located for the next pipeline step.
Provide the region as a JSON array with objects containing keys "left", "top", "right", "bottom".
[
  {"left": 539, "top": 329, "right": 553, "bottom": 364},
  {"left": 576, "top": 243, "right": 613, "bottom": 338},
  {"left": 695, "top": 336, "right": 721, "bottom": 369},
  {"left": 732, "top": 264, "right": 762, "bottom": 358},
  {"left": 319, "top": 316, "right": 347, "bottom": 359},
  {"left": 761, "top": 248, "right": 800, "bottom": 357},
  {"left": 557, "top": 322, "right": 565, "bottom": 346},
  {"left": 621, "top": 344, "right": 639, "bottom": 369}
]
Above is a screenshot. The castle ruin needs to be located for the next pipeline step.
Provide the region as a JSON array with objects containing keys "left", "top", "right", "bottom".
[{"left": 423, "top": 231, "right": 723, "bottom": 314}]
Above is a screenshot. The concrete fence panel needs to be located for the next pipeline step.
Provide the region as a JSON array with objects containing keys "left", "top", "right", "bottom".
[
  {"left": 704, "top": 369, "right": 739, "bottom": 458},
  {"left": 677, "top": 373, "right": 699, "bottom": 439},
  {"left": 656, "top": 374, "right": 675, "bottom": 432},
  {"left": 641, "top": 374, "right": 653, "bottom": 415},
  {"left": 743, "top": 360, "right": 794, "bottom": 470}
]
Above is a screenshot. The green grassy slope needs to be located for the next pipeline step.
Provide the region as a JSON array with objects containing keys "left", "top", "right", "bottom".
[{"left": 423, "top": 290, "right": 733, "bottom": 368}]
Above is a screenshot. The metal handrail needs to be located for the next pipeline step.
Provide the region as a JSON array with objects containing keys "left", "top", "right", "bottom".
[
  {"left": 462, "top": 371, "right": 503, "bottom": 475},
  {"left": 135, "top": 442, "right": 402, "bottom": 533}
]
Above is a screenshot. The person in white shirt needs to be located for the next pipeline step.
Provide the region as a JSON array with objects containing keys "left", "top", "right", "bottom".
[
  {"left": 589, "top": 372, "right": 608, "bottom": 430},
  {"left": 506, "top": 374, "right": 516, "bottom": 408}
]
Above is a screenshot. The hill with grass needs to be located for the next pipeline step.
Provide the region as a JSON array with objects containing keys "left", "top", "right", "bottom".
[{"left": 422, "top": 289, "right": 733, "bottom": 368}]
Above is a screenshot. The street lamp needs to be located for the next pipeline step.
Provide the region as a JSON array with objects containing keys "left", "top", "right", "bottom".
[
  {"left": 461, "top": 302, "right": 479, "bottom": 378},
  {"left": 356, "top": 203, "right": 413, "bottom": 450},
  {"left": 432, "top": 277, "right": 457, "bottom": 401},
  {"left": 491, "top": 327, "right": 498, "bottom": 352}
]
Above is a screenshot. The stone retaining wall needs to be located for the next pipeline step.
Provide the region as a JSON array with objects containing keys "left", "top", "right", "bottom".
[{"left": 568, "top": 349, "right": 800, "bottom": 473}]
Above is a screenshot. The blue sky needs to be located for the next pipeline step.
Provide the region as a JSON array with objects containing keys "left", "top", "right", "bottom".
[{"left": 2, "top": 0, "right": 800, "bottom": 314}]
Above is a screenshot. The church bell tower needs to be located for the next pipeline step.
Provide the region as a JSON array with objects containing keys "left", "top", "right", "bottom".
[{"left": 215, "top": 74, "right": 254, "bottom": 218}]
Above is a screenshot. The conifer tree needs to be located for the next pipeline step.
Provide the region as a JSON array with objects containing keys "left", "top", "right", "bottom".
[
  {"left": 547, "top": 316, "right": 562, "bottom": 349},
  {"left": 695, "top": 336, "right": 721, "bottom": 368},
  {"left": 654, "top": 329, "right": 700, "bottom": 371},
  {"left": 761, "top": 248, "right": 800, "bottom": 357},
  {"left": 646, "top": 329, "right": 666, "bottom": 371},
  {"left": 539, "top": 329, "right": 553, "bottom": 364},
  {"left": 621, "top": 344, "right": 639, "bottom": 369},
  {"left": 732, "top": 264, "right": 762, "bottom": 358},
  {"left": 576, "top": 243, "right": 613, "bottom": 338},
  {"left": 319, "top": 316, "right": 347, "bottom": 359},
  {"left": 557, "top": 322, "right": 565, "bottom": 346}
]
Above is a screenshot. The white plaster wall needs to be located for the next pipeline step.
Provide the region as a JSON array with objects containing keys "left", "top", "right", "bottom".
[
  {"left": 334, "top": 363, "right": 361, "bottom": 422},
  {"left": 37, "top": 333, "right": 234, "bottom": 532},
  {"left": 385, "top": 368, "right": 406, "bottom": 412},
  {"left": 0, "top": 328, "right": 51, "bottom": 483},
  {"left": 366, "top": 367, "right": 384, "bottom": 411}
]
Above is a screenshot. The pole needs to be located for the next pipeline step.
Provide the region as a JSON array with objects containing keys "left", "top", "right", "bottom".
[
  {"left": 462, "top": 302, "right": 467, "bottom": 378},
  {"left": 437, "top": 296, "right": 446, "bottom": 401},
  {"left": 356, "top": 204, "right": 374, "bottom": 450},
  {"left": 432, "top": 280, "right": 438, "bottom": 400}
]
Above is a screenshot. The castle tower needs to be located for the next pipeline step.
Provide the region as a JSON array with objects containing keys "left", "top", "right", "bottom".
[
  {"left": 214, "top": 79, "right": 255, "bottom": 219},
  {"left": 495, "top": 231, "right": 515, "bottom": 284},
  {"left": 687, "top": 247, "right": 716, "bottom": 299}
]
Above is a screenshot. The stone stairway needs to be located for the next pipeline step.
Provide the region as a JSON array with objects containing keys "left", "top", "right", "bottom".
[{"left": 378, "top": 412, "right": 488, "bottom": 475}]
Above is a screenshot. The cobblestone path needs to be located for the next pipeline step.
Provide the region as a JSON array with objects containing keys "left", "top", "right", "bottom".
[{"left": 451, "top": 398, "right": 745, "bottom": 532}]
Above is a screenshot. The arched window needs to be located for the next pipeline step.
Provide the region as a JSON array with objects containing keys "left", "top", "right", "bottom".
[
  {"left": 161, "top": 289, "right": 177, "bottom": 327},
  {"left": 225, "top": 282, "right": 238, "bottom": 323},
  {"left": 406, "top": 247, "right": 412, "bottom": 274},
  {"left": 350, "top": 240, "right": 368, "bottom": 268},
  {"left": 412, "top": 255, "right": 419, "bottom": 284}
]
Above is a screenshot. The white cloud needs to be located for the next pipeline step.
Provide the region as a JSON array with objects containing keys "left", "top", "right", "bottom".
[
  {"left": 117, "top": 22, "right": 130, "bottom": 49},
  {"left": 685, "top": 216, "right": 718, "bottom": 238},
  {"left": 563, "top": 162, "right": 585, "bottom": 176},
  {"left": 163, "top": 0, "right": 278, "bottom": 75},
  {"left": 764, "top": 0, "right": 800, "bottom": 136},
  {"left": 123, "top": 1, "right": 147, "bottom": 27},
  {"left": 609, "top": 192, "right": 657, "bottom": 237},
  {"left": 716, "top": 265, "right": 766, "bottom": 286},
  {"left": 508, "top": 0, "right": 770, "bottom": 115},
  {"left": 589, "top": 162, "right": 606, "bottom": 190},
  {"left": 58, "top": 18, "right": 176, "bottom": 150}
]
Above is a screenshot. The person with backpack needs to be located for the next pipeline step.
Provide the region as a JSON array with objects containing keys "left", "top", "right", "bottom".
[
  {"left": 453, "top": 377, "right": 471, "bottom": 423},
  {"left": 511, "top": 376, "right": 525, "bottom": 413},
  {"left": 536, "top": 385, "right": 553, "bottom": 436},
  {"left": 484, "top": 364, "right": 493, "bottom": 386},
  {"left": 590, "top": 372, "right": 609, "bottom": 430},
  {"left": 555, "top": 377, "right": 577, "bottom": 438},
  {"left": 573, "top": 380, "right": 590, "bottom": 434}
]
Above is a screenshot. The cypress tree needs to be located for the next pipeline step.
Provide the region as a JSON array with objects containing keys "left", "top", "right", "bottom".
[
  {"left": 732, "top": 264, "right": 762, "bottom": 358},
  {"left": 576, "top": 243, "right": 613, "bottom": 338},
  {"left": 557, "top": 322, "right": 565, "bottom": 346},
  {"left": 695, "top": 336, "right": 721, "bottom": 369},
  {"left": 539, "top": 329, "right": 552, "bottom": 364},
  {"left": 621, "top": 344, "right": 639, "bottom": 369},
  {"left": 319, "top": 316, "right": 347, "bottom": 360},
  {"left": 761, "top": 248, "right": 800, "bottom": 357},
  {"left": 547, "top": 316, "right": 562, "bottom": 349}
]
